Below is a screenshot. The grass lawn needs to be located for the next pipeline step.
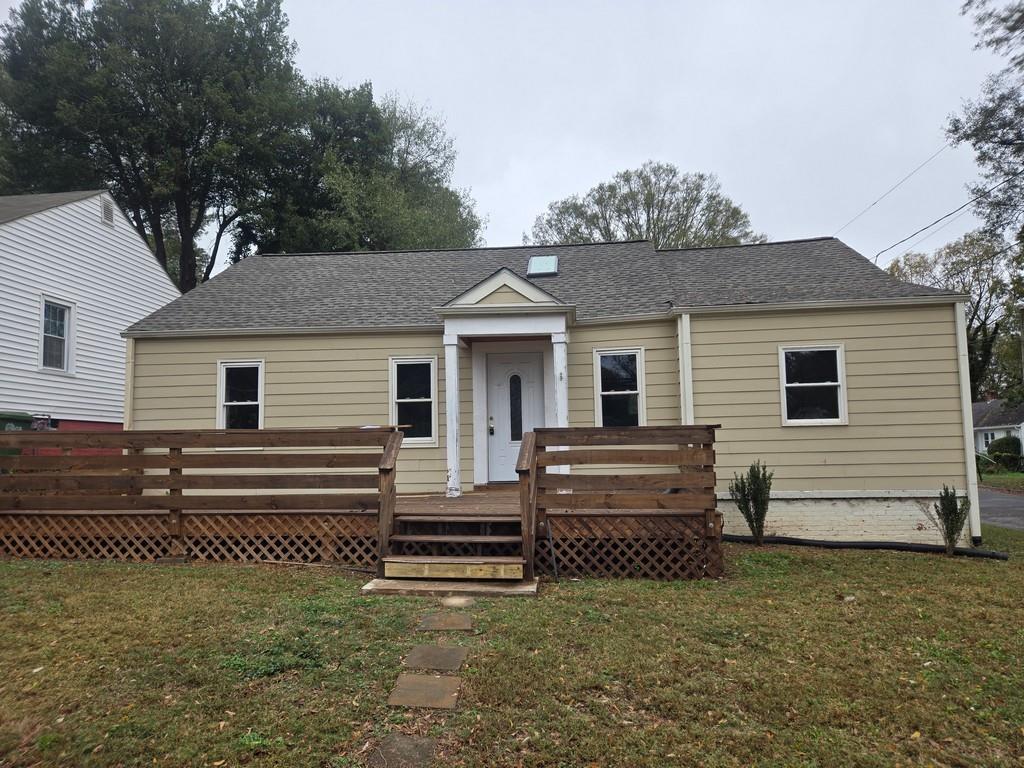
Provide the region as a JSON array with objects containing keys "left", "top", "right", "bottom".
[
  {"left": 980, "top": 471, "right": 1024, "bottom": 492},
  {"left": 2, "top": 527, "right": 1023, "bottom": 768}
]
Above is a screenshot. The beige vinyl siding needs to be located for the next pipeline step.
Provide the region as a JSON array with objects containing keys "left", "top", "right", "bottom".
[
  {"left": 690, "top": 304, "right": 967, "bottom": 492},
  {"left": 567, "top": 319, "right": 681, "bottom": 426},
  {"left": 129, "top": 333, "right": 471, "bottom": 493},
  {"left": 475, "top": 285, "right": 534, "bottom": 305}
]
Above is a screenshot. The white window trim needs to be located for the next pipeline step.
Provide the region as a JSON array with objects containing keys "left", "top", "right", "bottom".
[
  {"left": 38, "top": 295, "right": 75, "bottom": 375},
  {"left": 778, "top": 344, "right": 848, "bottom": 426},
  {"left": 593, "top": 347, "right": 647, "bottom": 427},
  {"left": 216, "top": 359, "right": 265, "bottom": 430},
  {"left": 389, "top": 356, "right": 438, "bottom": 448}
]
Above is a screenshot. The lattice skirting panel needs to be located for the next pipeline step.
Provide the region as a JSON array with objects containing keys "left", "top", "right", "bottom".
[
  {"left": 0, "top": 513, "right": 378, "bottom": 567},
  {"left": 184, "top": 513, "right": 377, "bottom": 566},
  {"left": 0, "top": 513, "right": 175, "bottom": 561},
  {"left": 535, "top": 513, "right": 724, "bottom": 580}
]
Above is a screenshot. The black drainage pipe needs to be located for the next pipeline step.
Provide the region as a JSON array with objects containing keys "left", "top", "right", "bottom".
[{"left": 721, "top": 534, "right": 1009, "bottom": 561}]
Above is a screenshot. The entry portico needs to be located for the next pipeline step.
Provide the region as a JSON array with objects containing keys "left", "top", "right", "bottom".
[{"left": 438, "top": 268, "right": 573, "bottom": 496}]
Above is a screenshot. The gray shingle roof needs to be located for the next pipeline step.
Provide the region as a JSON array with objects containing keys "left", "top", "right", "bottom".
[
  {"left": 124, "top": 237, "right": 960, "bottom": 336},
  {"left": 973, "top": 399, "right": 1024, "bottom": 429},
  {"left": 0, "top": 190, "right": 105, "bottom": 226}
]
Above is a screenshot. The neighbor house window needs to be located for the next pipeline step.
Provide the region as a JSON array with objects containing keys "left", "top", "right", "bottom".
[
  {"left": 40, "top": 299, "right": 71, "bottom": 371},
  {"left": 390, "top": 357, "right": 437, "bottom": 445},
  {"left": 779, "top": 345, "right": 847, "bottom": 425},
  {"left": 984, "top": 432, "right": 997, "bottom": 447},
  {"left": 217, "top": 361, "right": 263, "bottom": 429},
  {"left": 594, "top": 348, "right": 645, "bottom": 427}
]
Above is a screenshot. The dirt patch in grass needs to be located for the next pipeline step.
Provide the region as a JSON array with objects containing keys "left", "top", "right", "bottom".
[{"left": 1, "top": 526, "right": 1022, "bottom": 767}]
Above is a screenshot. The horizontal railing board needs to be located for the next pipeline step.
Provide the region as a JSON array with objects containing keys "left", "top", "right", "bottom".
[
  {"left": 536, "top": 472, "right": 716, "bottom": 491},
  {"left": 0, "top": 453, "right": 384, "bottom": 471},
  {"left": 0, "top": 427, "right": 396, "bottom": 450},
  {"left": 0, "top": 473, "right": 381, "bottom": 492},
  {"left": 535, "top": 448, "right": 714, "bottom": 467},
  {"left": 536, "top": 492, "right": 716, "bottom": 510},
  {"left": 0, "top": 494, "right": 380, "bottom": 511},
  {"left": 544, "top": 509, "right": 713, "bottom": 518},
  {"left": 533, "top": 426, "right": 717, "bottom": 447},
  {"left": 0, "top": 508, "right": 376, "bottom": 518}
]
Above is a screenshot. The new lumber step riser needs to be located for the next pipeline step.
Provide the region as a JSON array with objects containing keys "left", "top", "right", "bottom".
[{"left": 384, "top": 562, "right": 524, "bottom": 580}]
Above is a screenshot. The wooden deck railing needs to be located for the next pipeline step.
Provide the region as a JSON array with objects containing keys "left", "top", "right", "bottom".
[
  {"left": 517, "top": 425, "right": 723, "bottom": 580},
  {"left": 0, "top": 427, "right": 403, "bottom": 565}
]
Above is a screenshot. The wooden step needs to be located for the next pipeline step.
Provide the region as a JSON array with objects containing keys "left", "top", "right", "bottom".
[
  {"left": 390, "top": 534, "right": 522, "bottom": 544},
  {"left": 395, "top": 515, "right": 521, "bottom": 524},
  {"left": 383, "top": 555, "right": 524, "bottom": 580}
]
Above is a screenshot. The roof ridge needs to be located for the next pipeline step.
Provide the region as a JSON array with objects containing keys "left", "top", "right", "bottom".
[
  {"left": 257, "top": 240, "right": 652, "bottom": 258},
  {"left": 657, "top": 236, "right": 837, "bottom": 253}
]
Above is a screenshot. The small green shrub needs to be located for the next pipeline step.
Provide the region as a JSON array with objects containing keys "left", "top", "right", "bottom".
[
  {"left": 934, "top": 485, "right": 970, "bottom": 556},
  {"left": 987, "top": 436, "right": 1021, "bottom": 470},
  {"left": 729, "top": 460, "right": 773, "bottom": 545}
]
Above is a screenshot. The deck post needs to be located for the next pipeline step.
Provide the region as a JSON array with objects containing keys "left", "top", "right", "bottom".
[{"left": 444, "top": 335, "right": 462, "bottom": 497}]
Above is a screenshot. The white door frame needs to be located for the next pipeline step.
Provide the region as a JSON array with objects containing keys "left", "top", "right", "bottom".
[{"left": 471, "top": 339, "right": 555, "bottom": 486}]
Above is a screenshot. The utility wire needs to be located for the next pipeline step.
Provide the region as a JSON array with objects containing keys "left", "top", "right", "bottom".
[
  {"left": 873, "top": 167, "right": 1024, "bottom": 263},
  {"left": 833, "top": 144, "right": 949, "bottom": 237}
]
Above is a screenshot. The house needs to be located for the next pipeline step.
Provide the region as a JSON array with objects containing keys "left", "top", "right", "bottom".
[
  {"left": 123, "top": 237, "right": 980, "bottom": 546},
  {"left": 972, "top": 398, "right": 1024, "bottom": 453},
  {"left": 0, "top": 190, "right": 180, "bottom": 431}
]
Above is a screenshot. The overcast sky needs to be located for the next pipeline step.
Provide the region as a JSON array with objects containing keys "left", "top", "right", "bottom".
[
  {"left": 282, "top": 0, "right": 1003, "bottom": 267},
  {"left": 0, "top": 0, "right": 1003, "bottom": 268}
]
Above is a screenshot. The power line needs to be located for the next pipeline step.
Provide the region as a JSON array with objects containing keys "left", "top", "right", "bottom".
[
  {"left": 833, "top": 143, "right": 948, "bottom": 237},
  {"left": 890, "top": 206, "right": 974, "bottom": 262},
  {"left": 873, "top": 167, "right": 1024, "bottom": 263}
]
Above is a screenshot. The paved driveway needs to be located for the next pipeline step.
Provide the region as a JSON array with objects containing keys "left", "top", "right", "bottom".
[{"left": 979, "top": 487, "right": 1024, "bottom": 531}]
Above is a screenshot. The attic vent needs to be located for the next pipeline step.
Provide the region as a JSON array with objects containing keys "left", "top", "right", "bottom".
[
  {"left": 527, "top": 254, "right": 558, "bottom": 276},
  {"left": 101, "top": 198, "right": 115, "bottom": 227}
]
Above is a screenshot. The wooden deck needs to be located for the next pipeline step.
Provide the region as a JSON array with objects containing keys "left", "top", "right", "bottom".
[{"left": 396, "top": 487, "right": 520, "bottom": 517}]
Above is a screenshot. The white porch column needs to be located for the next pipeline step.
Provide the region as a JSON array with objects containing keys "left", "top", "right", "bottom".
[
  {"left": 443, "top": 334, "right": 461, "bottom": 497},
  {"left": 551, "top": 332, "right": 569, "bottom": 428}
]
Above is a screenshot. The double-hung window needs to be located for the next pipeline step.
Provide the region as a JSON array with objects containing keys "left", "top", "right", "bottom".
[
  {"left": 217, "top": 361, "right": 263, "bottom": 429},
  {"left": 984, "top": 432, "right": 997, "bottom": 448},
  {"left": 41, "top": 299, "right": 71, "bottom": 372},
  {"left": 779, "top": 345, "right": 847, "bottom": 425},
  {"left": 594, "top": 348, "right": 645, "bottom": 427},
  {"left": 390, "top": 357, "right": 437, "bottom": 445}
]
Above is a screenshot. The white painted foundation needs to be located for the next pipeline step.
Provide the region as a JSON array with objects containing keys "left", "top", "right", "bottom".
[{"left": 716, "top": 493, "right": 961, "bottom": 546}]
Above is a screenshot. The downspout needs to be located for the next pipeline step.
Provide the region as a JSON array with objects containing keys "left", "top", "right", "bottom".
[{"left": 955, "top": 301, "right": 983, "bottom": 545}]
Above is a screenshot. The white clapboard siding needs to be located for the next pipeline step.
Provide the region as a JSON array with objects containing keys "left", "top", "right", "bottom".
[{"left": 0, "top": 193, "right": 180, "bottom": 423}]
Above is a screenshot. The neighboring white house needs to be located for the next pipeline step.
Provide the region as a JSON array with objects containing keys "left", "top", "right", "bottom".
[
  {"left": 0, "top": 190, "right": 180, "bottom": 429},
  {"left": 972, "top": 399, "right": 1024, "bottom": 454}
]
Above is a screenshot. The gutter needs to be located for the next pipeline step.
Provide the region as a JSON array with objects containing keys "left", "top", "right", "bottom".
[{"left": 671, "top": 294, "right": 970, "bottom": 316}]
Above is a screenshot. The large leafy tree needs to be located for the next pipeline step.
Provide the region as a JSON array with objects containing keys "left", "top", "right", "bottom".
[
  {"left": 949, "top": 1, "right": 1024, "bottom": 244},
  {"left": 231, "top": 89, "right": 482, "bottom": 256},
  {"left": 888, "top": 231, "right": 1023, "bottom": 400},
  {"left": 527, "top": 161, "right": 762, "bottom": 248},
  {"left": 0, "top": 0, "right": 300, "bottom": 292}
]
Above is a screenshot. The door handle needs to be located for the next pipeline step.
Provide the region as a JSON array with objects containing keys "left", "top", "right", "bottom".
[{"left": 488, "top": 416, "right": 495, "bottom": 436}]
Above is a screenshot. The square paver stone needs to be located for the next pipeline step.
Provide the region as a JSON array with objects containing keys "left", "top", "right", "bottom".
[
  {"left": 405, "top": 644, "right": 469, "bottom": 672},
  {"left": 367, "top": 733, "right": 436, "bottom": 768},
  {"left": 388, "top": 674, "right": 461, "bottom": 709},
  {"left": 417, "top": 612, "right": 473, "bottom": 631}
]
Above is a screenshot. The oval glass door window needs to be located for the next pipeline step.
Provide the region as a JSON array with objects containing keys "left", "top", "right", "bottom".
[{"left": 509, "top": 374, "right": 523, "bottom": 441}]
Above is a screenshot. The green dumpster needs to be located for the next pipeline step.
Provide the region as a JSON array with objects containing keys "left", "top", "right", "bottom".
[{"left": 0, "top": 410, "right": 34, "bottom": 457}]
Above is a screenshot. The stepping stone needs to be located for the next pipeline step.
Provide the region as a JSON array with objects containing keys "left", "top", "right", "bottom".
[
  {"left": 440, "top": 595, "right": 476, "bottom": 608},
  {"left": 367, "top": 732, "right": 436, "bottom": 768},
  {"left": 388, "top": 674, "right": 461, "bottom": 709},
  {"left": 405, "top": 644, "right": 469, "bottom": 672},
  {"left": 417, "top": 613, "right": 473, "bottom": 631}
]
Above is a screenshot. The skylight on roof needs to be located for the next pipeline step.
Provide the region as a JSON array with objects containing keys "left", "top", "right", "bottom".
[{"left": 527, "top": 254, "right": 558, "bottom": 276}]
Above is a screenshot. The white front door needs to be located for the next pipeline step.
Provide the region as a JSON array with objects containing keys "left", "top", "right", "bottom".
[{"left": 486, "top": 352, "right": 545, "bottom": 482}]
